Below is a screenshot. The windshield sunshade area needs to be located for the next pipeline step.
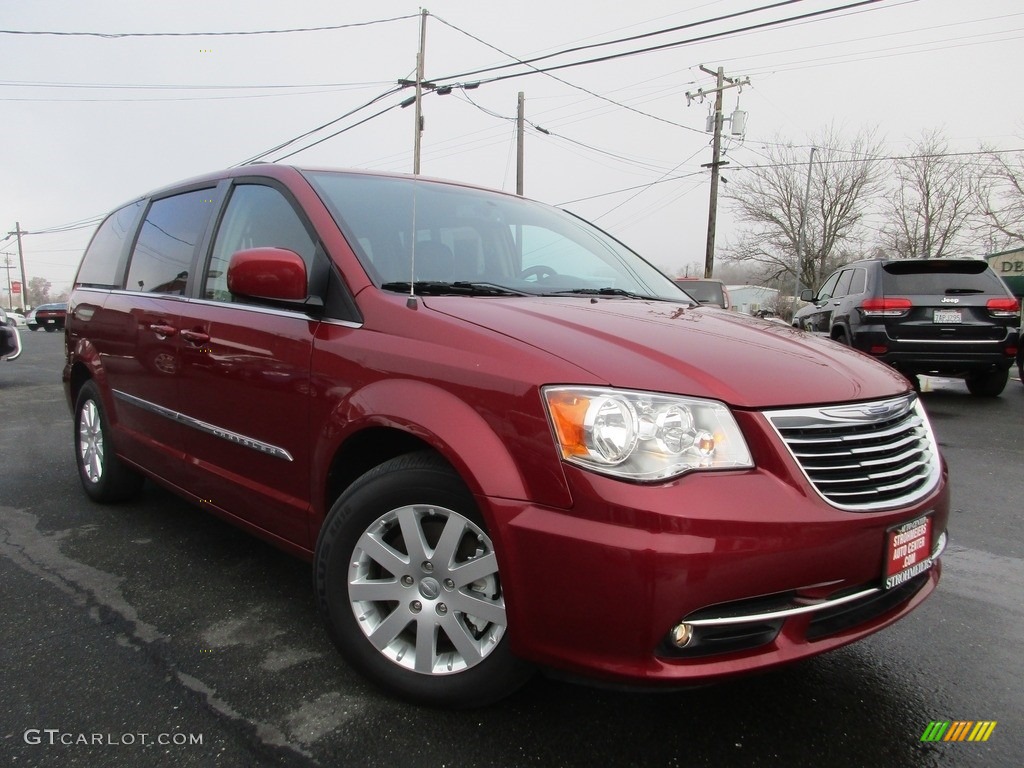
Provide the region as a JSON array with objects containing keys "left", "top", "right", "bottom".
[{"left": 303, "top": 171, "right": 686, "bottom": 300}]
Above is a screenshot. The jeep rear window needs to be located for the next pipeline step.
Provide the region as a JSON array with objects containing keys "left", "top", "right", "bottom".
[{"left": 881, "top": 261, "right": 1003, "bottom": 294}]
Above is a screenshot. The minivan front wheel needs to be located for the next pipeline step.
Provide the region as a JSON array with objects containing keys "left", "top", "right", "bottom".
[
  {"left": 75, "top": 381, "right": 144, "bottom": 502},
  {"left": 314, "top": 452, "right": 532, "bottom": 707},
  {"left": 964, "top": 368, "right": 1008, "bottom": 398}
]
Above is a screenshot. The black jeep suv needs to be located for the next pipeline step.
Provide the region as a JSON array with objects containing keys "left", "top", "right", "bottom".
[{"left": 795, "top": 259, "right": 1020, "bottom": 397}]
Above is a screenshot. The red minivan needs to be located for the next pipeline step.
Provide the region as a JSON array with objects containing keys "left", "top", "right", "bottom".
[{"left": 65, "top": 165, "right": 949, "bottom": 707}]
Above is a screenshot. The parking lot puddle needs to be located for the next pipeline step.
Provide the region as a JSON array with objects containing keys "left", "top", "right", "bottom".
[
  {"left": 941, "top": 544, "right": 1024, "bottom": 617},
  {"left": 0, "top": 505, "right": 165, "bottom": 643}
]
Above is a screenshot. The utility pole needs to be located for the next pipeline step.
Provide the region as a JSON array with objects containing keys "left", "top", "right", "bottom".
[
  {"left": 516, "top": 91, "right": 525, "bottom": 196},
  {"left": 794, "top": 146, "right": 816, "bottom": 307},
  {"left": 687, "top": 66, "right": 750, "bottom": 279},
  {"left": 8, "top": 223, "right": 28, "bottom": 309},
  {"left": 412, "top": 8, "right": 427, "bottom": 175},
  {"left": 2, "top": 255, "right": 13, "bottom": 309},
  {"left": 703, "top": 67, "right": 725, "bottom": 279}
]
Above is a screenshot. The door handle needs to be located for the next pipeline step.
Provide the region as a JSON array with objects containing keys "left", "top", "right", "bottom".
[
  {"left": 180, "top": 330, "right": 211, "bottom": 345},
  {"left": 149, "top": 324, "right": 177, "bottom": 338}
]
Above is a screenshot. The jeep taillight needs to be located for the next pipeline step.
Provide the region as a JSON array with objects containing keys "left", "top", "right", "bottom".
[
  {"left": 860, "top": 297, "right": 911, "bottom": 317},
  {"left": 986, "top": 297, "right": 1020, "bottom": 317}
]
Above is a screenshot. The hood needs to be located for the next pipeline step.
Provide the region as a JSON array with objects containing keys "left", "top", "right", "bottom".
[{"left": 424, "top": 296, "right": 910, "bottom": 409}]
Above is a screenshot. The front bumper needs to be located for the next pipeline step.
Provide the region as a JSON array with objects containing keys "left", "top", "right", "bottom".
[{"left": 486, "top": 442, "right": 949, "bottom": 686}]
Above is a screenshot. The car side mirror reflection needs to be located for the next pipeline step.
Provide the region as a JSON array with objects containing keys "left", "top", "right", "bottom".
[
  {"left": 227, "top": 247, "right": 308, "bottom": 302},
  {"left": 799, "top": 288, "right": 814, "bottom": 302}
]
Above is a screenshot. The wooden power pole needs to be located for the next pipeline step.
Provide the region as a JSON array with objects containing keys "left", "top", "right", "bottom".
[{"left": 687, "top": 66, "right": 749, "bottom": 279}]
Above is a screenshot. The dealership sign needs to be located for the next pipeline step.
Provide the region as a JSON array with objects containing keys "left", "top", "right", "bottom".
[{"left": 987, "top": 249, "right": 1024, "bottom": 297}]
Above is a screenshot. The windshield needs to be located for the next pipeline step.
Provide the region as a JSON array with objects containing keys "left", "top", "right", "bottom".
[{"left": 303, "top": 171, "right": 685, "bottom": 300}]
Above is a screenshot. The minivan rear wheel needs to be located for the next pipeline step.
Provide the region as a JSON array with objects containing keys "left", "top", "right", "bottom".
[
  {"left": 964, "top": 368, "right": 1008, "bottom": 398},
  {"left": 314, "top": 451, "right": 532, "bottom": 707},
  {"left": 75, "top": 381, "right": 144, "bottom": 502}
]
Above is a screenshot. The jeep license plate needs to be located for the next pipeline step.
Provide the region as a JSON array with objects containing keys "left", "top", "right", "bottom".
[
  {"left": 933, "top": 309, "right": 961, "bottom": 323},
  {"left": 884, "top": 515, "right": 933, "bottom": 589}
]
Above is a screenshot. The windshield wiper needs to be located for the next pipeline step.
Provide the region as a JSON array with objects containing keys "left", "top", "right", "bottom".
[
  {"left": 542, "top": 287, "right": 655, "bottom": 300},
  {"left": 380, "top": 281, "right": 529, "bottom": 297}
]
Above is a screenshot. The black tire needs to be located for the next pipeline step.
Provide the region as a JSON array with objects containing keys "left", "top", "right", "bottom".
[
  {"left": 44, "top": 325, "right": 56, "bottom": 332},
  {"left": 314, "top": 451, "right": 532, "bottom": 707},
  {"left": 964, "top": 368, "right": 1008, "bottom": 398},
  {"left": 833, "top": 328, "right": 852, "bottom": 346},
  {"left": 74, "top": 381, "right": 144, "bottom": 502}
]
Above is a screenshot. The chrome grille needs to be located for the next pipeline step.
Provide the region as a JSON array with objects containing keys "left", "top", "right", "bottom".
[{"left": 765, "top": 395, "right": 941, "bottom": 511}]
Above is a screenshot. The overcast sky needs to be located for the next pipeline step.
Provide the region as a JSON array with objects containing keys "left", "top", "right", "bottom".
[{"left": 2, "top": 0, "right": 1022, "bottom": 300}]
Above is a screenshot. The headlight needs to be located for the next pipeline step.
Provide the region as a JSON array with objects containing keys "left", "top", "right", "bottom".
[{"left": 543, "top": 386, "right": 753, "bottom": 481}]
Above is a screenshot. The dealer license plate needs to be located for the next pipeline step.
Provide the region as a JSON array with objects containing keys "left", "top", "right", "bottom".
[
  {"left": 933, "top": 309, "right": 961, "bottom": 323},
  {"left": 884, "top": 515, "right": 933, "bottom": 589}
]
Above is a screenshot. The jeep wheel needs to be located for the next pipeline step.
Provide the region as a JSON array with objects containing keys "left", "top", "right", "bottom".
[
  {"left": 964, "top": 368, "right": 1008, "bottom": 398},
  {"left": 75, "top": 381, "right": 144, "bottom": 502},
  {"left": 314, "top": 451, "right": 532, "bottom": 707}
]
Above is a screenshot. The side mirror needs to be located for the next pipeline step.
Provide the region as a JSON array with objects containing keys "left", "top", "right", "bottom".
[
  {"left": 227, "top": 247, "right": 308, "bottom": 302},
  {"left": 799, "top": 288, "right": 814, "bottom": 302}
]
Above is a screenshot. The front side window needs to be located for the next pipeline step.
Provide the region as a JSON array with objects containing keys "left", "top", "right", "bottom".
[
  {"left": 834, "top": 269, "right": 855, "bottom": 299},
  {"left": 204, "top": 184, "right": 316, "bottom": 302},
  {"left": 816, "top": 271, "right": 842, "bottom": 301},
  {"left": 126, "top": 190, "right": 214, "bottom": 295}
]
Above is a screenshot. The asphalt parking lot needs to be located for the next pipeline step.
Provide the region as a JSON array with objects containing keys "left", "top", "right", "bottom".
[{"left": 2, "top": 329, "right": 1022, "bottom": 767}]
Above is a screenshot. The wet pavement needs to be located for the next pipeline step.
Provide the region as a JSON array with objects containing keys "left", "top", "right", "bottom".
[{"left": 2, "top": 330, "right": 1021, "bottom": 767}]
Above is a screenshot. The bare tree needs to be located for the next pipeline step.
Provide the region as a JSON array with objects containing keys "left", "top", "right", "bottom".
[
  {"left": 724, "top": 126, "right": 884, "bottom": 294},
  {"left": 976, "top": 145, "right": 1024, "bottom": 250},
  {"left": 880, "top": 130, "right": 977, "bottom": 259}
]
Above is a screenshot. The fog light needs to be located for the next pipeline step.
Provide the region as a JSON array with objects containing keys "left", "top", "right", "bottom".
[
  {"left": 671, "top": 622, "right": 694, "bottom": 648},
  {"left": 869, "top": 345, "right": 888, "bottom": 355}
]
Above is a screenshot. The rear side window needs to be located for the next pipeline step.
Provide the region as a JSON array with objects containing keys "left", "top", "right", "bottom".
[
  {"left": 882, "top": 261, "right": 1005, "bottom": 295},
  {"left": 126, "top": 189, "right": 215, "bottom": 295},
  {"left": 203, "top": 184, "right": 316, "bottom": 302},
  {"left": 75, "top": 200, "right": 144, "bottom": 288},
  {"left": 834, "top": 269, "right": 854, "bottom": 298},
  {"left": 848, "top": 267, "right": 866, "bottom": 295}
]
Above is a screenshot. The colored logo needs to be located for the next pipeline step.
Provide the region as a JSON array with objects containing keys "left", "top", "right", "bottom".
[{"left": 920, "top": 721, "right": 997, "bottom": 742}]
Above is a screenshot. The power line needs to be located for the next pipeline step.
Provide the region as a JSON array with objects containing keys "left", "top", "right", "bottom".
[
  {"left": 428, "top": 0, "right": 884, "bottom": 89},
  {"left": 0, "top": 79, "right": 392, "bottom": 91},
  {"left": 557, "top": 171, "right": 706, "bottom": 206},
  {"left": 731, "top": 147, "right": 1024, "bottom": 171},
  {"left": 272, "top": 102, "right": 407, "bottom": 162},
  {"left": 427, "top": 15, "right": 705, "bottom": 136},
  {"left": 429, "top": 0, "right": 809, "bottom": 82},
  {"left": 232, "top": 86, "right": 404, "bottom": 166},
  {"left": 0, "top": 15, "right": 418, "bottom": 38}
]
